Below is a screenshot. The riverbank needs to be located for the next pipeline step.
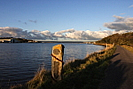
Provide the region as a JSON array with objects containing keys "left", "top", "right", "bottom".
[{"left": 10, "top": 44, "right": 115, "bottom": 89}]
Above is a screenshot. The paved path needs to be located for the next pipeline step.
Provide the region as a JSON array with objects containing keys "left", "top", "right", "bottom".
[{"left": 99, "top": 46, "right": 133, "bottom": 89}]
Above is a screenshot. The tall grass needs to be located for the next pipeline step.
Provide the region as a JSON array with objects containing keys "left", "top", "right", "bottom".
[
  {"left": 11, "top": 44, "right": 116, "bottom": 89},
  {"left": 11, "top": 65, "right": 51, "bottom": 89}
]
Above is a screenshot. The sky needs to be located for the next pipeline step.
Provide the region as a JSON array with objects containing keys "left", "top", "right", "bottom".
[{"left": 0, "top": 0, "right": 133, "bottom": 40}]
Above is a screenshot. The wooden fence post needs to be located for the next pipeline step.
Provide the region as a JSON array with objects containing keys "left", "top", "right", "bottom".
[{"left": 51, "top": 44, "right": 64, "bottom": 81}]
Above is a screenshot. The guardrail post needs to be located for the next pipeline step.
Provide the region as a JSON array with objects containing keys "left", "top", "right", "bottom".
[{"left": 51, "top": 44, "right": 64, "bottom": 82}]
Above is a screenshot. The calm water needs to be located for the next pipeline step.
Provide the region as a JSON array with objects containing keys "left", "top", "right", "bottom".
[{"left": 0, "top": 43, "right": 104, "bottom": 87}]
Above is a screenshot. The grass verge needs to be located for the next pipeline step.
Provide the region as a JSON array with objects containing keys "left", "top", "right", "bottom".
[
  {"left": 121, "top": 45, "right": 133, "bottom": 53},
  {"left": 11, "top": 44, "right": 116, "bottom": 89}
]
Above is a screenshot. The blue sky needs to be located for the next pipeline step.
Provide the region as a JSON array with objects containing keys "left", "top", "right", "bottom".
[{"left": 0, "top": 0, "right": 133, "bottom": 32}]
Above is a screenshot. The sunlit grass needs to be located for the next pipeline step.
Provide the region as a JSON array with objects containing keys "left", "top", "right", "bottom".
[
  {"left": 26, "top": 65, "right": 52, "bottom": 89},
  {"left": 121, "top": 45, "right": 133, "bottom": 53}
]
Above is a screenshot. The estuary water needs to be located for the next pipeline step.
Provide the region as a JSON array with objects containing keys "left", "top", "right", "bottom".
[{"left": 0, "top": 43, "right": 104, "bottom": 87}]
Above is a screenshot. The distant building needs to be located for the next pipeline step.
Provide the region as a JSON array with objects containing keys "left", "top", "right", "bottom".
[
  {"left": 0, "top": 37, "right": 28, "bottom": 43},
  {"left": 0, "top": 37, "right": 14, "bottom": 43},
  {"left": 28, "top": 40, "right": 38, "bottom": 43}
]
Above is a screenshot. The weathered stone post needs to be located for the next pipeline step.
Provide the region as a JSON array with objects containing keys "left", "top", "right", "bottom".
[{"left": 51, "top": 44, "right": 64, "bottom": 81}]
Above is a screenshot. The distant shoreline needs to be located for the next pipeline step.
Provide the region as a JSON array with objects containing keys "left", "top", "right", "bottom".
[
  {"left": 0, "top": 37, "right": 98, "bottom": 43},
  {"left": 36, "top": 40, "right": 97, "bottom": 43}
]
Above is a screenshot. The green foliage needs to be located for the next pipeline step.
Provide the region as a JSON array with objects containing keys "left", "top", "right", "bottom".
[{"left": 96, "top": 32, "right": 133, "bottom": 46}]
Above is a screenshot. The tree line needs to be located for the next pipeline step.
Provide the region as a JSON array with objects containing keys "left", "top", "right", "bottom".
[{"left": 96, "top": 32, "right": 133, "bottom": 46}]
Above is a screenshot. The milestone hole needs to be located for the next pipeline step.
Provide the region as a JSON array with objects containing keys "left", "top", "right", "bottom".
[{"left": 53, "top": 49, "right": 60, "bottom": 55}]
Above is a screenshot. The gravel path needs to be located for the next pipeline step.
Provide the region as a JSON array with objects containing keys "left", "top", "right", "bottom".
[{"left": 99, "top": 46, "right": 133, "bottom": 89}]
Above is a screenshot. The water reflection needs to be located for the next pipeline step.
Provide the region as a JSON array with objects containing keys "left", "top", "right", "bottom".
[{"left": 0, "top": 43, "right": 104, "bottom": 87}]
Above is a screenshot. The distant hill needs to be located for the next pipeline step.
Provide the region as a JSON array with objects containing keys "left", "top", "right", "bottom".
[{"left": 96, "top": 32, "right": 133, "bottom": 46}]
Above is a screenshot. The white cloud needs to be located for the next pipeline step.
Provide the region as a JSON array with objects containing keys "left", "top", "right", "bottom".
[
  {"left": 0, "top": 27, "right": 132, "bottom": 40},
  {"left": 0, "top": 27, "right": 28, "bottom": 38},
  {"left": 54, "top": 28, "right": 75, "bottom": 34},
  {"left": 113, "top": 15, "right": 125, "bottom": 22},
  {"left": 85, "top": 30, "right": 112, "bottom": 38},
  {"left": 53, "top": 28, "right": 75, "bottom": 37},
  {"left": 129, "top": 5, "right": 133, "bottom": 8},
  {"left": 41, "top": 30, "right": 52, "bottom": 36},
  {"left": 104, "top": 15, "right": 133, "bottom": 31},
  {"left": 65, "top": 30, "right": 98, "bottom": 40}
]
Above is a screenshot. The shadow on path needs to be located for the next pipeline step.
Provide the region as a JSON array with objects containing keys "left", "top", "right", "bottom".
[{"left": 99, "top": 46, "right": 133, "bottom": 89}]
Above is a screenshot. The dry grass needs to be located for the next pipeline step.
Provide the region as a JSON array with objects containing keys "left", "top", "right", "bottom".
[
  {"left": 26, "top": 66, "right": 49, "bottom": 89},
  {"left": 11, "top": 65, "right": 51, "bottom": 89},
  {"left": 10, "top": 84, "right": 23, "bottom": 89},
  {"left": 121, "top": 45, "right": 133, "bottom": 53}
]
